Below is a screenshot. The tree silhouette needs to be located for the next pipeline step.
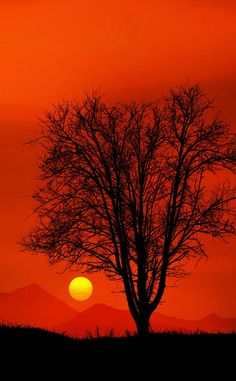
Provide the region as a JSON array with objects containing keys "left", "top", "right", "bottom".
[{"left": 22, "top": 85, "right": 236, "bottom": 335}]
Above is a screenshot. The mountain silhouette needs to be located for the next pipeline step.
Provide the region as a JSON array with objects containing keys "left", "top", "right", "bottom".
[
  {"left": 0, "top": 283, "right": 77, "bottom": 328},
  {"left": 56, "top": 304, "right": 236, "bottom": 337},
  {"left": 1, "top": 284, "right": 236, "bottom": 335},
  {"left": 54, "top": 303, "right": 136, "bottom": 336},
  {"left": 152, "top": 312, "right": 236, "bottom": 333}
]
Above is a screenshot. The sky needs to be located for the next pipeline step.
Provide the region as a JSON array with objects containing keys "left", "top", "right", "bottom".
[{"left": 0, "top": 0, "right": 235, "bottom": 320}]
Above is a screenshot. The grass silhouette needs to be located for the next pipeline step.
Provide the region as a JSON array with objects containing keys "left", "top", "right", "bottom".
[
  {"left": 0, "top": 324, "right": 235, "bottom": 376},
  {"left": 1, "top": 324, "right": 235, "bottom": 352}
]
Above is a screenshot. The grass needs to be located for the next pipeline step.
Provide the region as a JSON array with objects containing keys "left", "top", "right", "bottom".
[
  {"left": 1, "top": 324, "right": 235, "bottom": 349},
  {"left": 0, "top": 324, "right": 235, "bottom": 375}
]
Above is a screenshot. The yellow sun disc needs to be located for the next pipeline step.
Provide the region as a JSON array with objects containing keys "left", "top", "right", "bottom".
[{"left": 69, "top": 277, "right": 93, "bottom": 301}]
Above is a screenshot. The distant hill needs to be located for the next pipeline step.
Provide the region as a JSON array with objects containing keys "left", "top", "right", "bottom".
[
  {"left": 152, "top": 312, "right": 236, "bottom": 333},
  {"left": 56, "top": 303, "right": 236, "bottom": 337},
  {"left": 0, "top": 284, "right": 77, "bottom": 328},
  {"left": 1, "top": 284, "right": 236, "bottom": 335},
  {"left": 55, "top": 303, "right": 136, "bottom": 337}
]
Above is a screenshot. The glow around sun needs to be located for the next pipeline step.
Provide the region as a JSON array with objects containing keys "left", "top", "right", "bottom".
[{"left": 69, "top": 277, "right": 93, "bottom": 301}]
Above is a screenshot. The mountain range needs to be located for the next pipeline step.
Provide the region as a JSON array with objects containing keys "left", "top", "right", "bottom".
[
  {"left": 0, "top": 284, "right": 235, "bottom": 336},
  {"left": 0, "top": 283, "right": 77, "bottom": 328}
]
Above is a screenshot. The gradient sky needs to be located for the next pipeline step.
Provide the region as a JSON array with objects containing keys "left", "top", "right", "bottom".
[{"left": 0, "top": 0, "right": 235, "bottom": 319}]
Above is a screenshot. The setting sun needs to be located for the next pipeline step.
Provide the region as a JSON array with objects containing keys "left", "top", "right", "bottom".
[{"left": 69, "top": 277, "right": 93, "bottom": 301}]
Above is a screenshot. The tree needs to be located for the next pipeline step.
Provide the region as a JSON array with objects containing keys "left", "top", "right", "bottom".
[{"left": 22, "top": 85, "right": 236, "bottom": 336}]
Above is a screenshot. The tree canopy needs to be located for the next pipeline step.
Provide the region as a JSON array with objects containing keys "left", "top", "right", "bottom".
[{"left": 22, "top": 85, "right": 236, "bottom": 335}]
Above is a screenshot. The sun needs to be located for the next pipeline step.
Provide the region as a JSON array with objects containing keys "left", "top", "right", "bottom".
[{"left": 69, "top": 277, "right": 93, "bottom": 301}]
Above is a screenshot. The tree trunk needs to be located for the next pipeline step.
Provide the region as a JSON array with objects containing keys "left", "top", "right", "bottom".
[{"left": 135, "top": 314, "right": 151, "bottom": 336}]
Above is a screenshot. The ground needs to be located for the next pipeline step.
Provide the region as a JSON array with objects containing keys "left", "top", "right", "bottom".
[{"left": 0, "top": 325, "right": 234, "bottom": 377}]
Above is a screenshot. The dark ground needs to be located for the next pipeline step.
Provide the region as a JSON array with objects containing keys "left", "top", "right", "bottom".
[{"left": 0, "top": 325, "right": 235, "bottom": 377}]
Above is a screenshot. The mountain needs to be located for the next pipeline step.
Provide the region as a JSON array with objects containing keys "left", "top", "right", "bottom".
[
  {"left": 1, "top": 284, "right": 236, "bottom": 336},
  {"left": 0, "top": 284, "right": 78, "bottom": 328},
  {"left": 194, "top": 313, "right": 236, "bottom": 332},
  {"left": 56, "top": 304, "right": 236, "bottom": 337},
  {"left": 55, "top": 304, "right": 136, "bottom": 337},
  {"left": 152, "top": 312, "right": 236, "bottom": 333}
]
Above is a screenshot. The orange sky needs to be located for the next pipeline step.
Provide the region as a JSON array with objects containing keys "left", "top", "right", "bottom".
[{"left": 0, "top": 0, "right": 235, "bottom": 319}]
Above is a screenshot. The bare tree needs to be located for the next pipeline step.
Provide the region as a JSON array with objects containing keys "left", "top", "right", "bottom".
[{"left": 22, "top": 85, "right": 236, "bottom": 335}]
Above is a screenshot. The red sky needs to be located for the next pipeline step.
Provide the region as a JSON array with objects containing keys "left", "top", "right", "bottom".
[{"left": 0, "top": 0, "right": 235, "bottom": 320}]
